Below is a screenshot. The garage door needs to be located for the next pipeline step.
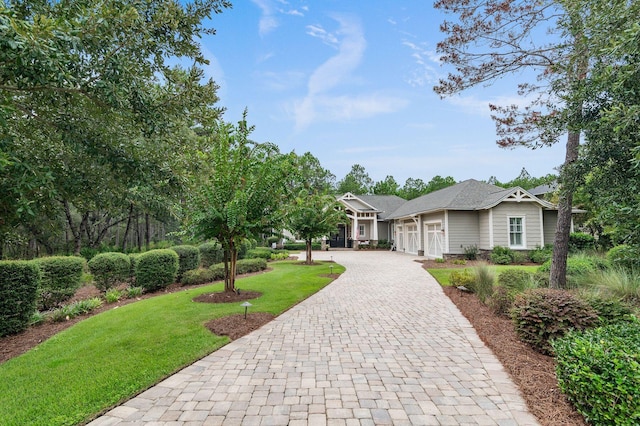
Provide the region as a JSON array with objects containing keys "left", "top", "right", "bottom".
[{"left": 425, "top": 223, "right": 443, "bottom": 259}]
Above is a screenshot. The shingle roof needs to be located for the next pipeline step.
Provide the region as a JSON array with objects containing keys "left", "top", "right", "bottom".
[
  {"left": 386, "top": 179, "right": 525, "bottom": 219},
  {"left": 357, "top": 195, "right": 407, "bottom": 220}
]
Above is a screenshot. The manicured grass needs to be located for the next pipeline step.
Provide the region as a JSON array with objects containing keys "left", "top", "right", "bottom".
[
  {"left": 428, "top": 264, "right": 540, "bottom": 286},
  {"left": 0, "top": 261, "right": 344, "bottom": 426}
]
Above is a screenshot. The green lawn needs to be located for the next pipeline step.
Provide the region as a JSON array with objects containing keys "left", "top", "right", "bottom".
[
  {"left": 0, "top": 261, "right": 344, "bottom": 426},
  {"left": 428, "top": 264, "right": 540, "bottom": 286}
]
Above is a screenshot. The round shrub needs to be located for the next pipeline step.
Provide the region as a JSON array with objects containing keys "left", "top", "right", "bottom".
[
  {"left": 170, "top": 245, "right": 201, "bottom": 281},
  {"left": 236, "top": 258, "right": 268, "bottom": 274},
  {"left": 490, "top": 246, "right": 514, "bottom": 265},
  {"left": 182, "top": 268, "right": 217, "bottom": 286},
  {"left": 511, "top": 288, "right": 598, "bottom": 355},
  {"left": 529, "top": 245, "right": 553, "bottom": 264},
  {"left": 135, "top": 249, "right": 179, "bottom": 291},
  {"left": 497, "top": 269, "right": 534, "bottom": 293},
  {"left": 246, "top": 248, "right": 273, "bottom": 260},
  {"left": 0, "top": 261, "right": 41, "bottom": 337},
  {"left": 33, "top": 256, "right": 85, "bottom": 310},
  {"left": 199, "top": 242, "right": 223, "bottom": 268},
  {"left": 88, "top": 252, "right": 131, "bottom": 291},
  {"left": 449, "top": 269, "right": 475, "bottom": 291},
  {"left": 607, "top": 244, "right": 640, "bottom": 271},
  {"left": 552, "top": 319, "right": 640, "bottom": 425},
  {"left": 569, "top": 232, "right": 595, "bottom": 252}
]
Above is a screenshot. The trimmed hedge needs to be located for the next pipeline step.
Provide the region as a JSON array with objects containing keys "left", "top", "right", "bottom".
[
  {"left": 236, "top": 258, "right": 268, "bottom": 274},
  {"left": 283, "top": 242, "right": 321, "bottom": 251},
  {"left": 128, "top": 253, "right": 140, "bottom": 282},
  {"left": 246, "top": 248, "right": 274, "bottom": 260},
  {"left": 0, "top": 261, "right": 41, "bottom": 337},
  {"left": 511, "top": 288, "right": 598, "bottom": 355},
  {"left": 33, "top": 256, "right": 85, "bottom": 310},
  {"left": 199, "top": 241, "right": 223, "bottom": 267},
  {"left": 88, "top": 252, "right": 131, "bottom": 291},
  {"left": 552, "top": 319, "right": 640, "bottom": 425},
  {"left": 568, "top": 232, "right": 595, "bottom": 252},
  {"left": 135, "top": 249, "right": 179, "bottom": 292},
  {"left": 170, "top": 245, "right": 201, "bottom": 281}
]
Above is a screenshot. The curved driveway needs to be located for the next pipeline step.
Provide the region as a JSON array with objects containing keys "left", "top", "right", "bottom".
[{"left": 89, "top": 251, "right": 538, "bottom": 425}]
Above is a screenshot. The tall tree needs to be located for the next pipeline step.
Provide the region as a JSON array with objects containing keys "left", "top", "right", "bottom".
[
  {"left": 373, "top": 175, "right": 400, "bottom": 195},
  {"left": 336, "top": 164, "right": 374, "bottom": 195},
  {"left": 398, "top": 178, "right": 427, "bottom": 200},
  {"left": 434, "top": 0, "right": 592, "bottom": 288},
  {"left": 0, "top": 0, "right": 228, "bottom": 252},
  {"left": 284, "top": 190, "right": 347, "bottom": 265},
  {"left": 425, "top": 175, "right": 456, "bottom": 194},
  {"left": 289, "top": 152, "right": 336, "bottom": 194},
  {"left": 185, "top": 117, "right": 291, "bottom": 292}
]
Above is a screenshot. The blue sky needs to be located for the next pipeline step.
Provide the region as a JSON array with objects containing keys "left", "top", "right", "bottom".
[{"left": 197, "top": 0, "right": 566, "bottom": 184}]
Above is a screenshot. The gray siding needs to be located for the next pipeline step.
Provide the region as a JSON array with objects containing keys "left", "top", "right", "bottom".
[
  {"left": 377, "top": 222, "right": 391, "bottom": 241},
  {"left": 492, "top": 203, "right": 543, "bottom": 249},
  {"left": 479, "top": 211, "right": 491, "bottom": 249},
  {"left": 447, "top": 211, "right": 480, "bottom": 254},
  {"left": 543, "top": 211, "right": 558, "bottom": 246}
]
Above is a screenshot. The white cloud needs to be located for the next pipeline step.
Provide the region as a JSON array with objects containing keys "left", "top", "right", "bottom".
[
  {"left": 294, "top": 14, "right": 408, "bottom": 130},
  {"left": 251, "top": 0, "right": 279, "bottom": 36},
  {"left": 402, "top": 40, "right": 441, "bottom": 87}
]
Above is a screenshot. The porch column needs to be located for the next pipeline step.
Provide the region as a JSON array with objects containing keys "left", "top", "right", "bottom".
[
  {"left": 373, "top": 217, "right": 378, "bottom": 242},
  {"left": 353, "top": 216, "right": 359, "bottom": 245}
]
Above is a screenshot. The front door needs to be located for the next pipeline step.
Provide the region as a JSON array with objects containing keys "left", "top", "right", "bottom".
[{"left": 425, "top": 223, "right": 443, "bottom": 258}]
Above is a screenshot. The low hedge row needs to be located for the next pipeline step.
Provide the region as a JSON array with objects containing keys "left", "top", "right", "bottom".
[
  {"left": 33, "top": 256, "right": 85, "bottom": 310},
  {"left": 135, "top": 249, "right": 179, "bottom": 291},
  {"left": 181, "top": 258, "right": 269, "bottom": 286},
  {"left": 0, "top": 261, "right": 41, "bottom": 337},
  {"left": 88, "top": 252, "right": 131, "bottom": 291},
  {"left": 170, "top": 245, "right": 200, "bottom": 281}
]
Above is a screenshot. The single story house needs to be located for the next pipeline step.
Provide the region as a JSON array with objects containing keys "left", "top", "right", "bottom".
[{"left": 335, "top": 179, "right": 577, "bottom": 258}]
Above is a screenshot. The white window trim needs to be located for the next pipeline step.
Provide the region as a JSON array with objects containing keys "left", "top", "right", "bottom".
[
  {"left": 359, "top": 224, "right": 366, "bottom": 238},
  {"left": 508, "top": 216, "right": 526, "bottom": 248}
]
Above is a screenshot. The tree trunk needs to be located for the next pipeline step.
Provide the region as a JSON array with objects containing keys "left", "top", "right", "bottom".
[
  {"left": 224, "top": 239, "right": 237, "bottom": 293},
  {"left": 121, "top": 203, "right": 134, "bottom": 252},
  {"left": 145, "top": 213, "right": 150, "bottom": 248},
  {"left": 306, "top": 239, "right": 313, "bottom": 265},
  {"left": 550, "top": 130, "right": 581, "bottom": 288},
  {"left": 63, "top": 200, "right": 87, "bottom": 256},
  {"left": 135, "top": 214, "right": 142, "bottom": 252}
]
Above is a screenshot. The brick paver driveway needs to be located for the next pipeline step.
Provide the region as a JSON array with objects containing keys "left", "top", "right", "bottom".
[{"left": 89, "top": 250, "right": 538, "bottom": 425}]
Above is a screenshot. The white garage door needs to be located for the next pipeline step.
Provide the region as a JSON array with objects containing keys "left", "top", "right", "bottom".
[{"left": 425, "top": 223, "right": 443, "bottom": 259}]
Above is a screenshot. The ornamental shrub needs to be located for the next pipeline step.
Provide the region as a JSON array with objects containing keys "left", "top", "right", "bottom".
[
  {"left": 135, "top": 249, "right": 179, "bottom": 291},
  {"left": 33, "top": 256, "right": 85, "bottom": 310},
  {"left": 199, "top": 241, "right": 224, "bottom": 267},
  {"left": 463, "top": 244, "right": 479, "bottom": 260},
  {"left": 568, "top": 232, "right": 595, "bottom": 252},
  {"left": 0, "top": 261, "right": 41, "bottom": 337},
  {"left": 170, "top": 245, "right": 201, "bottom": 281},
  {"left": 449, "top": 269, "right": 475, "bottom": 290},
  {"left": 246, "top": 248, "right": 274, "bottom": 260},
  {"left": 538, "top": 253, "right": 606, "bottom": 280},
  {"left": 511, "top": 288, "right": 598, "bottom": 355},
  {"left": 236, "top": 258, "right": 268, "bottom": 274},
  {"left": 490, "top": 246, "right": 514, "bottom": 265},
  {"left": 607, "top": 244, "right": 640, "bottom": 271},
  {"left": 182, "top": 268, "right": 218, "bottom": 286},
  {"left": 209, "top": 263, "right": 226, "bottom": 281},
  {"left": 283, "top": 242, "right": 321, "bottom": 251},
  {"left": 488, "top": 286, "right": 513, "bottom": 317},
  {"left": 529, "top": 244, "right": 553, "bottom": 264},
  {"left": 88, "top": 252, "right": 131, "bottom": 291},
  {"left": 579, "top": 294, "right": 634, "bottom": 325},
  {"left": 552, "top": 319, "right": 640, "bottom": 425},
  {"left": 497, "top": 269, "right": 535, "bottom": 293}
]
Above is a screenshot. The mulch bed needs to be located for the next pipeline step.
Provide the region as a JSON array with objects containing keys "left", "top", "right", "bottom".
[
  {"left": 205, "top": 313, "right": 276, "bottom": 341},
  {"left": 442, "top": 285, "right": 586, "bottom": 426}
]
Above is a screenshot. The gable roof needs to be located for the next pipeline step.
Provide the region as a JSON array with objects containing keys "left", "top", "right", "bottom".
[
  {"left": 358, "top": 195, "right": 407, "bottom": 220},
  {"left": 386, "top": 179, "right": 554, "bottom": 219}
]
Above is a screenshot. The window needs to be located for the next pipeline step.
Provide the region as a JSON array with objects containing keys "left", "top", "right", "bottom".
[
  {"left": 509, "top": 217, "right": 524, "bottom": 247},
  {"left": 358, "top": 224, "right": 366, "bottom": 238}
]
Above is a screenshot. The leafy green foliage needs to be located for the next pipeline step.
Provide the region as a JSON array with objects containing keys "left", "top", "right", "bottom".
[
  {"left": 50, "top": 298, "right": 103, "bottom": 322},
  {"left": 284, "top": 190, "right": 348, "bottom": 264},
  {"left": 0, "top": 260, "right": 40, "bottom": 336},
  {"left": 497, "top": 269, "right": 536, "bottom": 293},
  {"left": 283, "top": 242, "right": 321, "bottom": 251},
  {"left": 580, "top": 267, "right": 640, "bottom": 304},
  {"left": 170, "top": 245, "right": 201, "bottom": 281},
  {"left": 182, "top": 267, "right": 218, "bottom": 286},
  {"left": 569, "top": 232, "right": 595, "bottom": 252},
  {"left": 33, "top": 256, "right": 85, "bottom": 310},
  {"left": 198, "top": 241, "right": 223, "bottom": 267},
  {"left": 490, "top": 269, "right": 540, "bottom": 316},
  {"left": 88, "top": 252, "right": 131, "bottom": 291},
  {"left": 134, "top": 249, "right": 179, "bottom": 291},
  {"left": 488, "top": 286, "right": 514, "bottom": 317},
  {"left": 246, "top": 248, "right": 274, "bottom": 260},
  {"left": 511, "top": 288, "right": 598, "bottom": 355},
  {"left": 236, "top": 258, "right": 268, "bottom": 275},
  {"left": 126, "top": 286, "right": 143, "bottom": 298},
  {"left": 336, "top": 164, "right": 374, "bottom": 194},
  {"left": 552, "top": 319, "right": 640, "bottom": 425},
  {"left": 104, "top": 288, "right": 124, "bottom": 303},
  {"left": 578, "top": 294, "right": 634, "bottom": 325},
  {"left": 463, "top": 244, "right": 479, "bottom": 260},
  {"left": 607, "top": 245, "right": 640, "bottom": 271},
  {"left": 449, "top": 269, "right": 475, "bottom": 289},
  {"left": 538, "top": 253, "right": 608, "bottom": 285},
  {"left": 490, "top": 246, "right": 514, "bottom": 265},
  {"left": 529, "top": 245, "right": 553, "bottom": 264}
]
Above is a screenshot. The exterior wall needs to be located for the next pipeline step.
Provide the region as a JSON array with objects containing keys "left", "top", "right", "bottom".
[
  {"left": 491, "top": 203, "right": 543, "bottom": 249},
  {"left": 446, "top": 211, "right": 480, "bottom": 254},
  {"left": 478, "top": 210, "right": 491, "bottom": 250},
  {"left": 543, "top": 210, "right": 558, "bottom": 246},
  {"left": 377, "top": 222, "right": 391, "bottom": 241}
]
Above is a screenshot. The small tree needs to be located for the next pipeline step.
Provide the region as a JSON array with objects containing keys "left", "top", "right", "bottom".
[
  {"left": 285, "top": 191, "right": 348, "bottom": 264},
  {"left": 185, "top": 115, "right": 291, "bottom": 292}
]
